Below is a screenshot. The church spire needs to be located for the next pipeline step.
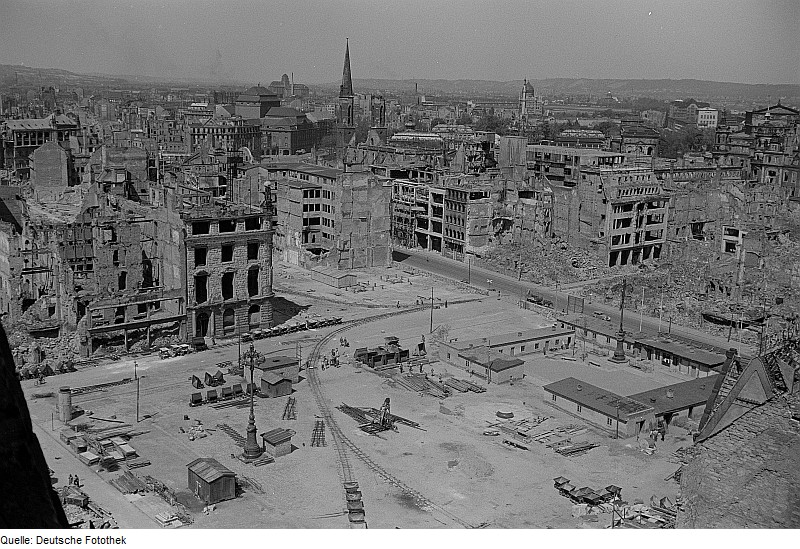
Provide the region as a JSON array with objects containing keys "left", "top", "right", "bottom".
[{"left": 340, "top": 38, "right": 353, "bottom": 98}]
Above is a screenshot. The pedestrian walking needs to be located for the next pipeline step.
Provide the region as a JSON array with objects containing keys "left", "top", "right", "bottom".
[
  {"left": 68, "top": 474, "right": 73, "bottom": 486},
  {"left": 74, "top": 475, "right": 80, "bottom": 487}
]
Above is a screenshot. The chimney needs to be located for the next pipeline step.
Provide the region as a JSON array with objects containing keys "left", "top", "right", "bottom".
[
  {"left": 666, "top": 389, "right": 674, "bottom": 399},
  {"left": 577, "top": 384, "right": 583, "bottom": 391}
]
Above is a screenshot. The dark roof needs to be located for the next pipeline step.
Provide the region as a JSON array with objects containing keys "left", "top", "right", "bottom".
[
  {"left": 460, "top": 346, "right": 524, "bottom": 372},
  {"left": 260, "top": 371, "right": 290, "bottom": 385},
  {"left": 628, "top": 375, "right": 720, "bottom": 416},
  {"left": 237, "top": 86, "right": 278, "bottom": 102},
  {"left": 187, "top": 458, "right": 235, "bottom": 483},
  {"left": 265, "top": 106, "right": 305, "bottom": 118},
  {"left": 456, "top": 326, "right": 574, "bottom": 349},
  {"left": 261, "top": 428, "right": 294, "bottom": 445},
  {"left": 543, "top": 377, "right": 653, "bottom": 418},
  {"left": 255, "top": 355, "right": 296, "bottom": 371},
  {"left": 634, "top": 337, "right": 726, "bottom": 368}
]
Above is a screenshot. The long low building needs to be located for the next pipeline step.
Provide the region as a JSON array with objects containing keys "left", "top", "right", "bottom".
[
  {"left": 544, "top": 373, "right": 722, "bottom": 436},
  {"left": 557, "top": 315, "right": 727, "bottom": 375},
  {"left": 543, "top": 377, "right": 655, "bottom": 438},
  {"left": 440, "top": 325, "right": 575, "bottom": 362},
  {"left": 628, "top": 375, "right": 719, "bottom": 427},
  {"left": 458, "top": 346, "right": 525, "bottom": 384}
]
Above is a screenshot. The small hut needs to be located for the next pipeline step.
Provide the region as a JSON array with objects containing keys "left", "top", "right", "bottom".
[
  {"left": 187, "top": 458, "right": 236, "bottom": 504},
  {"left": 260, "top": 372, "right": 292, "bottom": 398},
  {"left": 261, "top": 428, "right": 295, "bottom": 458}
]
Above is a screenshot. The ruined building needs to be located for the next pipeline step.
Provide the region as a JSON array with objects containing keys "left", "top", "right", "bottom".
[
  {"left": 182, "top": 193, "right": 274, "bottom": 339},
  {"left": 275, "top": 163, "right": 392, "bottom": 269}
]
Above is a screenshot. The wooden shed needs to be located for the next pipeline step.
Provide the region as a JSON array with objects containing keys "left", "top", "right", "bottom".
[
  {"left": 261, "top": 428, "right": 295, "bottom": 458},
  {"left": 187, "top": 458, "right": 236, "bottom": 504},
  {"left": 260, "top": 372, "right": 292, "bottom": 398}
]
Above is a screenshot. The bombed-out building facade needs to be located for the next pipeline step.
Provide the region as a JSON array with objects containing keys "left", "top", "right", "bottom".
[{"left": 183, "top": 197, "right": 274, "bottom": 339}]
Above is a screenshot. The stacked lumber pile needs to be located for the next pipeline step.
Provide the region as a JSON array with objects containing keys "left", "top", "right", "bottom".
[
  {"left": 125, "top": 458, "right": 151, "bottom": 469},
  {"left": 555, "top": 441, "right": 598, "bottom": 457},
  {"left": 110, "top": 470, "right": 148, "bottom": 494},
  {"left": 392, "top": 374, "right": 451, "bottom": 398}
]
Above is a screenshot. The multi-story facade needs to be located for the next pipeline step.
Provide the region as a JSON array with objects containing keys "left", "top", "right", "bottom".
[
  {"left": 1, "top": 114, "right": 80, "bottom": 179},
  {"left": 602, "top": 170, "right": 668, "bottom": 267},
  {"left": 183, "top": 200, "right": 274, "bottom": 339},
  {"left": 275, "top": 163, "right": 392, "bottom": 269},
  {"left": 526, "top": 144, "right": 626, "bottom": 187},
  {"left": 696, "top": 107, "right": 719, "bottom": 129},
  {"left": 234, "top": 86, "right": 281, "bottom": 119},
  {"left": 188, "top": 117, "right": 262, "bottom": 159},
  {"left": 261, "top": 107, "right": 315, "bottom": 155}
]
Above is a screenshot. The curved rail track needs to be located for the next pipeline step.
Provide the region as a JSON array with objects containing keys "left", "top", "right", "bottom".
[{"left": 305, "top": 307, "right": 474, "bottom": 529}]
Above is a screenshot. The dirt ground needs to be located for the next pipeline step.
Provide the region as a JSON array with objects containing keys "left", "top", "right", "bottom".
[{"left": 23, "top": 262, "right": 691, "bottom": 529}]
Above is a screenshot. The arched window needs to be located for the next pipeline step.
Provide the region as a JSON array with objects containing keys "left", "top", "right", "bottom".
[
  {"left": 222, "top": 308, "right": 236, "bottom": 334},
  {"left": 196, "top": 312, "right": 210, "bottom": 337},
  {"left": 248, "top": 304, "right": 260, "bottom": 329}
]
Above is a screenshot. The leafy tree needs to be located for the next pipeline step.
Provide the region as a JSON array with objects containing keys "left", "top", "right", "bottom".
[
  {"left": 455, "top": 113, "right": 473, "bottom": 126},
  {"left": 475, "top": 114, "right": 510, "bottom": 135}
]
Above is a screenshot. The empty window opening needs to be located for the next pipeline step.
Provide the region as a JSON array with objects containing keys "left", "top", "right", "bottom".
[
  {"left": 247, "top": 242, "right": 259, "bottom": 260},
  {"left": 195, "top": 248, "right": 207, "bottom": 267},
  {"left": 248, "top": 267, "right": 259, "bottom": 297},
  {"left": 194, "top": 274, "right": 208, "bottom": 303},
  {"left": 221, "top": 244, "right": 234, "bottom": 262},
  {"left": 222, "top": 308, "right": 236, "bottom": 334},
  {"left": 192, "top": 222, "right": 210, "bottom": 235},
  {"left": 222, "top": 272, "right": 234, "bottom": 300},
  {"left": 219, "top": 220, "right": 236, "bottom": 233}
]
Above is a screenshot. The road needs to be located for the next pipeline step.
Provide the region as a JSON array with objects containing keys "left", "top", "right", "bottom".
[{"left": 392, "top": 248, "right": 753, "bottom": 358}]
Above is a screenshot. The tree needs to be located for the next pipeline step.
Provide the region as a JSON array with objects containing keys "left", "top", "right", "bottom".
[
  {"left": 456, "top": 113, "right": 473, "bottom": 126},
  {"left": 430, "top": 117, "right": 447, "bottom": 128},
  {"left": 475, "top": 114, "right": 510, "bottom": 135}
]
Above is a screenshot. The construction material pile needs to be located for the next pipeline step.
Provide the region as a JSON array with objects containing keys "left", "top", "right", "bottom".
[{"left": 392, "top": 373, "right": 452, "bottom": 398}]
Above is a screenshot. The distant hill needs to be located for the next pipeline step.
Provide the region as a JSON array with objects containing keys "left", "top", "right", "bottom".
[
  {"left": 327, "top": 78, "right": 800, "bottom": 106},
  {"left": 1, "top": 63, "right": 797, "bottom": 107},
  {"left": 0, "top": 64, "right": 240, "bottom": 90}
]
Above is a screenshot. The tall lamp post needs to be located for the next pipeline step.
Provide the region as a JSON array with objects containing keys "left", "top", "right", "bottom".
[
  {"left": 241, "top": 343, "right": 263, "bottom": 461},
  {"left": 610, "top": 277, "right": 628, "bottom": 363}
]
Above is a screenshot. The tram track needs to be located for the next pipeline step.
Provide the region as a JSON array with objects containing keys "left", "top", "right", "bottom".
[{"left": 305, "top": 308, "right": 474, "bottom": 529}]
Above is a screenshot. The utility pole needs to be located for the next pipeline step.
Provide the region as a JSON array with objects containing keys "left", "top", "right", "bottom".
[
  {"left": 136, "top": 377, "right": 140, "bottom": 423},
  {"left": 639, "top": 287, "right": 645, "bottom": 333},
  {"left": 134, "top": 361, "right": 139, "bottom": 423},
  {"left": 658, "top": 286, "right": 664, "bottom": 334},
  {"left": 468, "top": 256, "right": 471, "bottom": 285},
  {"left": 430, "top": 286, "right": 434, "bottom": 333}
]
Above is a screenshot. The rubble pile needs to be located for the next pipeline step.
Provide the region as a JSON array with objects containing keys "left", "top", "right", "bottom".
[
  {"left": 587, "top": 238, "right": 800, "bottom": 345},
  {"left": 479, "top": 240, "right": 612, "bottom": 285}
]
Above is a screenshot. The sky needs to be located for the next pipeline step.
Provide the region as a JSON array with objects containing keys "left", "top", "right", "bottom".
[{"left": 1, "top": 0, "right": 798, "bottom": 85}]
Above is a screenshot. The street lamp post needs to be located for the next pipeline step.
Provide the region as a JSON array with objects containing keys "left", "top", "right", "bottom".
[
  {"left": 241, "top": 343, "right": 263, "bottom": 461},
  {"left": 610, "top": 278, "right": 628, "bottom": 363},
  {"left": 134, "top": 362, "right": 139, "bottom": 423}
]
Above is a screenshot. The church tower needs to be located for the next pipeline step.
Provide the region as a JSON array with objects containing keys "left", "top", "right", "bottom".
[{"left": 337, "top": 39, "right": 356, "bottom": 151}]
